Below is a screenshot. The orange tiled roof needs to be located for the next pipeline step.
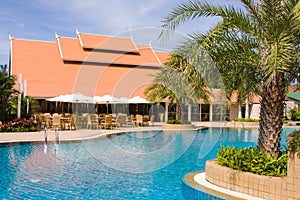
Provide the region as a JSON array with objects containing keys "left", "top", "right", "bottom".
[
  {"left": 58, "top": 36, "right": 162, "bottom": 66},
  {"left": 11, "top": 33, "right": 169, "bottom": 98},
  {"left": 230, "top": 91, "right": 261, "bottom": 104},
  {"left": 77, "top": 33, "right": 139, "bottom": 53}
]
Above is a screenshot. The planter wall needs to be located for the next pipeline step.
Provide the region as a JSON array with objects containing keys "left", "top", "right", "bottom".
[
  {"left": 162, "top": 123, "right": 195, "bottom": 130},
  {"left": 205, "top": 154, "right": 300, "bottom": 200}
]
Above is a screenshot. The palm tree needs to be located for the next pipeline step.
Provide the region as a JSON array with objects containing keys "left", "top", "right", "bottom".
[
  {"left": 162, "top": 0, "right": 300, "bottom": 158},
  {"left": 145, "top": 54, "right": 210, "bottom": 120},
  {"left": 0, "top": 64, "right": 17, "bottom": 121}
]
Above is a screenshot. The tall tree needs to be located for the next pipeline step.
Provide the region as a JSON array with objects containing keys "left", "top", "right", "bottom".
[{"left": 162, "top": 0, "right": 300, "bottom": 158}]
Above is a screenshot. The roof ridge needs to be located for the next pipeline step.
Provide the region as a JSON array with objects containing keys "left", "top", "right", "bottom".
[
  {"left": 10, "top": 37, "right": 57, "bottom": 43},
  {"left": 78, "top": 32, "right": 136, "bottom": 40}
]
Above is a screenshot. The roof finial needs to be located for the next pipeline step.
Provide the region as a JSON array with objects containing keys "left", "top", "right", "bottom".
[
  {"left": 54, "top": 29, "right": 60, "bottom": 39},
  {"left": 8, "top": 32, "right": 14, "bottom": 40},
  {"left": 75, "top": 26, "right": 80, "bottom": 35}
]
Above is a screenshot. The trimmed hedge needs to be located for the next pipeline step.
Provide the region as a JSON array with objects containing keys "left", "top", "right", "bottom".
[
  {"left": 234, "top": 118, "right": 259, "bottom": 122},
  {"left": 167, "top": 120, "right": 191, "bottom": 124}
]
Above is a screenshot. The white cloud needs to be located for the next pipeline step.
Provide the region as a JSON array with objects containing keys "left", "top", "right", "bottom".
[
  {"left": 0, "top": 16, "right": 25, "bottom": 29},
  {"left": 30, "top": 0, "right": 175, "bottom": 35}
]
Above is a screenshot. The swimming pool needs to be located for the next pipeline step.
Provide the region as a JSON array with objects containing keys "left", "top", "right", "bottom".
[{"left": 0, "top": 128, "right": 292, "bottom": 199}]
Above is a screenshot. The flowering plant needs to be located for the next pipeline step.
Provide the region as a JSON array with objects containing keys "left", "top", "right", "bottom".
[{"left": 0, "top": 118, "right": 37, "bottom": 132}]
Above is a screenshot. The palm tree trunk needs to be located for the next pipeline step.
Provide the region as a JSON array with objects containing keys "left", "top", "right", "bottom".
[
  {"left": 175, "top": 100, "right": 181, "bottom": 120},
  {"left": 258, "top": 73, "right": 286, "bottom": 158}
]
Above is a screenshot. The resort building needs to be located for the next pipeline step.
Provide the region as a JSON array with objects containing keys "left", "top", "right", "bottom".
[{"left": 10, "top": 31, "right": 261, "bottom": 122}]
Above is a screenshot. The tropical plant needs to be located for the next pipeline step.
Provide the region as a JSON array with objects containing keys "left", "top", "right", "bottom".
[
  {"left": 289, "top": 107, "right": 300, "bottom": 121},
  {"left": 288, "top": 130, "right": 300, "bottom": 157},
  {"left": 145, "top": 54, "right": 210, "bottom": 120},
  {"left": 10, "top": 96, "right": 40, "bottom": 118},
  {"left": 217, "top": 145, "right": 287, "bottom": 177},
  {"left": 161, "top": 0, "right": 300, "bottom": 158},
  {"left": 0, "top": 64, "right": 17, "bottom": 122}
]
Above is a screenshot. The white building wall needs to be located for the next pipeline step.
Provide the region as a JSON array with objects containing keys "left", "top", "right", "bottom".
[{"left": 249, "top": 104, "right": 260, "bottom": 119}]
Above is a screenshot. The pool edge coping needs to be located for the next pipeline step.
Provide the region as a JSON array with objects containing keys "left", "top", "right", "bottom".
[{"left": 183, "top": 172, "right": 265, "bottom": 200}]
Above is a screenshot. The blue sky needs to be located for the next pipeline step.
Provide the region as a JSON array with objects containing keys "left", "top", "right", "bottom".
[{"left": 0, "top": 0, "right": 242, "bottom": 65}]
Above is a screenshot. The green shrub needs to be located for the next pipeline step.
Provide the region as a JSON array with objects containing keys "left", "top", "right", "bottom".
[
  {"left": 289, "top": 107, "right": 300, "bottom": 121},
  {"left": 167, "top": 120, "right": 191, "bottom": 124},
  {"left": 234, "top": 118, "right": 259, "bottom": 122},
  {"left": 217, "top": 145, "right": 287, "bottom": 177},
  {"left": 288, "top": 130, "right": 300, "bottom": 156}
]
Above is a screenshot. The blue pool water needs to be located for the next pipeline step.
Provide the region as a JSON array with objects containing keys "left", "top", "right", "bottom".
[{"left": 0, "top": 128, "right": 293, "bottom": 199}]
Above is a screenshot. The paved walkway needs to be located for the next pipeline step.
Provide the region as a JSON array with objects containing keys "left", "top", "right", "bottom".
[
  {"left": 0, "top": 121, "right": 260, "bottom": 144},
  {"left": 0, "top": 125, "right": 165, "bottom": 144}
]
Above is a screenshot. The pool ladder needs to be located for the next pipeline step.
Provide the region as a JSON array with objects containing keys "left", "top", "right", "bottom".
[
  {"left": 43, "top": 127, "right": 59, "bottom": 144},
  {"left": 43, "top": 127, "right": 60, "bottom": 154}
]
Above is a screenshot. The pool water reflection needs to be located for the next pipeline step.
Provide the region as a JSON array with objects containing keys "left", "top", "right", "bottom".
[{"left": 0, "top": 128, "right": 292, "bottom": 199}]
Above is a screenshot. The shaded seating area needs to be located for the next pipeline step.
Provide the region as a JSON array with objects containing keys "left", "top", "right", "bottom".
[
  {"left": 35, "top": 113, "right": 77, "bottom": 131},
  {"left": 35, "top": 112, "right": 156, "bottom": 130}
]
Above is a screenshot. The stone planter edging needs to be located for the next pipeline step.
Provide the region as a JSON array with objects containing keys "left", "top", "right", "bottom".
[
  {"left": 205, "top": 159, "right": 300, "bottom": 200},
  {"left": 162, "top": 123, "right": 196, "bottom": 130}
]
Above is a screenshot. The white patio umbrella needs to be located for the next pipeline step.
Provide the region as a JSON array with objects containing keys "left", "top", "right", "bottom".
[
  {"left": 128, "top": 96, "right": 150, "bottom": 115},
  {"left": 46, "top": 93, "right": 95, "bottom": 114},
  {"left": 128, "top": 96, "right": 149, "bottom": 104},
  {"left": 93, "top": 95, "right": 122, "bottom": 104},
  {"left": 93, "top": 95, "right": 127, "bottom": 114},
  {"left": 47, "top": 93, "right": 94, "bottom": 103}
]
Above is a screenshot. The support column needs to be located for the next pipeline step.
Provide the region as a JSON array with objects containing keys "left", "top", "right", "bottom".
[
  {"left": 165, "top": 102, "right": 169, "bottom": 122},
  {"left": 245, "top": 95, "right": 249, "bottom": 119},
  {"left": 188, "top": 104, "right": 192, "bottom": 121},
  {"left": 209, "top": 103, "right": 213, "bottom": 122},
  {"left": 199, "top": 104, "right": 202, "bottom": 121},
  {"left": 17, "top": 74, "right": 22, "bottom": 118}
]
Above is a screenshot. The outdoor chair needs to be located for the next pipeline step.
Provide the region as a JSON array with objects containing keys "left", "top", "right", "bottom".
[
  {"left": 135, "top": 115, "right": 146, "bottom": 126},
  {"left": 150, "top": 115, "right": 155, "bottom": 126},
  {"left": 37, "top": 114, "right": 46, "bottom": 129},
  {"left": 87, "top": 114, "right": 99, "bottom": 129},
  {"left": 116, "top": 114, "right": 127, "bottom": 127},
  {"left": 52, "top": 114, "right": 61, "bottom": 130},
  {"left": 63, "top": 114, "right": 76, "bottom": 130},
  {"left": 126, "top": 115, "right": 135, "bottom": 127},
  {"left": 101, "top": 116, "right": 114, "bottom": 129},
  {"left": 43, "top": 113, "right": 52, "bottom": 128}
]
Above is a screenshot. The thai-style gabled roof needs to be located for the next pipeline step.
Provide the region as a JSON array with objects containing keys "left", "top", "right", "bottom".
[
  {"left": 57, "top": 36, "right": 162, "bottom": 67},
  {"left": 11, "top": 32, "right": 170, "bottom": 99}
]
